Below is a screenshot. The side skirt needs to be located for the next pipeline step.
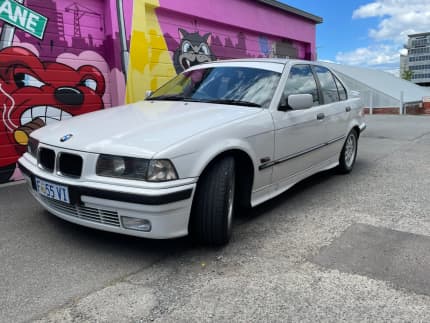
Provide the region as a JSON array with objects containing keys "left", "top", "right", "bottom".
[{"left": 250, "top": 156, "right": 339, "bottom": 207}]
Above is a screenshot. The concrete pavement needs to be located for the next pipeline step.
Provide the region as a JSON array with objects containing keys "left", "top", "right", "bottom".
[{"left": 1, "top": 115, "right": 430, "bottom": 322}]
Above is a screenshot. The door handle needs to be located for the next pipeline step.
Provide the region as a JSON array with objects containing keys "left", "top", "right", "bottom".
[
  {"left": 345, "top": 106, "right": 351, "bottom": 112},
  {"left": 317, "top": 113, "right": 325, "bottom": 120}
]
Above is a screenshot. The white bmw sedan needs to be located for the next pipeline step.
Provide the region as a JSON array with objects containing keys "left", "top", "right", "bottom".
[{"left": 18, "top": 59, "right": 365, "bottom": 245}]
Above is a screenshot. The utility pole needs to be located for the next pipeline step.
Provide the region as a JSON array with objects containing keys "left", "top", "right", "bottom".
[{"left": 116, "top": 0, "right": 129, "bottom": 79}]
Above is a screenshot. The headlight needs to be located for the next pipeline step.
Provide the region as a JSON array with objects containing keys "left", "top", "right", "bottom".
[
  {"left": 96, "top": 155, "right": 178, "bottom": 182},
  {"left": 147, "top": 159, "right": 178, "bottom": 182},
  {"left": 27, "top": 137, "right": 39, "bottom": 157}
]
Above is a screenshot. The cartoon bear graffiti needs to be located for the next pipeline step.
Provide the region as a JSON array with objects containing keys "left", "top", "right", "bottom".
[{"left": 0, "top": 46, "right": 106, "bottom": 183}]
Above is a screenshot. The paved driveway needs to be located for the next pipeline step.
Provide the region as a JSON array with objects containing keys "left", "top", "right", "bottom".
[{"left": 1, "top": 115, "right": 430, "bottom": 322}]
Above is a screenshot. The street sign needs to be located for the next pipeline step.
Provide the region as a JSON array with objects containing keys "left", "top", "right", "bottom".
[{"left": 0, "top": 0, "right": 48, "bottom": 39}]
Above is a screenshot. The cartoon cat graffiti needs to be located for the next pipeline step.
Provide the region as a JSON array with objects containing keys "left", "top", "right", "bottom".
[
  {"left": 173, "top": 28, "right": 216, "bottom": 73},
  {"left": 0, "top": 46, "right": 106, "bottom": 183}
]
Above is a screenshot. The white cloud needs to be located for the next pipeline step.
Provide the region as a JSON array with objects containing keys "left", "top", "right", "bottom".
[
  {"left": 399, "top": 48, "right": 408, "bottom": 56},
  {"left": 334, "top": 0, "right": 430, "bottom": 73},
  {"left": 336, "top": 45, "right": 403, "bottom": 66},
  {"left": 352, "top": 0, "right": 430, "bottom": 44}
]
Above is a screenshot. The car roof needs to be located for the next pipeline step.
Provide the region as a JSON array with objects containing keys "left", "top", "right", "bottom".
[
  {"left": 196, "top": 58, "right": 324, "bottom": 67},
  {"left": 184, "top": 58, "right": 328, "bottom": 74}
]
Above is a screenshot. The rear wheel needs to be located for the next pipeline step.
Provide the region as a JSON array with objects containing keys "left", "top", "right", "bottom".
[
  {"left": 190, "top": 156, "right": 235, "bottom": 246},
  {"left": 337, "top": 129, "right": 358, "bottom": 174}
]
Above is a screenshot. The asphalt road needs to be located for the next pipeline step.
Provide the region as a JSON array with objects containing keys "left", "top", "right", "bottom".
[{"left": 1, "top": 115, "right": 430, "bottom": 322}]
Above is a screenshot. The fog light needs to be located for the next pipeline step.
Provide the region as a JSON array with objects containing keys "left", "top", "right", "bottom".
[{"left": 121, "top": 216, "right": 152, "bottom": 232}]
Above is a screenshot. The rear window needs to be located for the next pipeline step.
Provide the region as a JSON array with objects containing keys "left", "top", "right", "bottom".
[{"left": 313, "top": 65, "right": 340, "bottom": 104}]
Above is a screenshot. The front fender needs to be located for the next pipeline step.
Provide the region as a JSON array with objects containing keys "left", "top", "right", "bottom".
[
  {"left": 169, "top": 138, "right": 259, "bottom": 179},
  {"left": 153, "top": 110, "right": 275, "bottom": 189}
]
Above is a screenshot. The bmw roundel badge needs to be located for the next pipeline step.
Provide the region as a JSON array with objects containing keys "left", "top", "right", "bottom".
[{"left": 60, "top": 134, "right": 73, "bottom": 142}]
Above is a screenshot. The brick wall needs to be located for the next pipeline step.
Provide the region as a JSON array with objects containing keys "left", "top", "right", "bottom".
[{"left": 364, "top": 104, "right": 430, "bottom": 115}]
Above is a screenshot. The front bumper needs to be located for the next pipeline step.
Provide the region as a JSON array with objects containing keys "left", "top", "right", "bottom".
[{"left": 18, "top": 155, "right": 196, "bottom": 239}]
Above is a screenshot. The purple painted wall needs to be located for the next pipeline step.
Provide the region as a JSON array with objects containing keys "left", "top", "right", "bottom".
[
  {"left": 159, "top": 0, "right": 316, "bottom": 47},
  {"left": 154, "top": 0, "right": 317, "bottom": 74}
]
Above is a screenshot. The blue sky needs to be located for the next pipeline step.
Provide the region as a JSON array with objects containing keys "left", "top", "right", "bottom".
[{"left": 282, "top": 0, "right": 430, "bottom": 75}]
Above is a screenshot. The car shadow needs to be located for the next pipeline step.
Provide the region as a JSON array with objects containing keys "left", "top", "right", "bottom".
[
  {"left": 40, "top": 164, "right": 367, "bottom": 255},
  {"left": 236, "top": 168, "right": 338, "bottom": 224},
  {"left": 42, "top": 209, "right": 193, "bottom": 257}
]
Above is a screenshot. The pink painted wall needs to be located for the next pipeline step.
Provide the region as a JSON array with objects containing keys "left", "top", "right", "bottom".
[{"left": 158, "top": 0, "right": 316, "bottom": 59}]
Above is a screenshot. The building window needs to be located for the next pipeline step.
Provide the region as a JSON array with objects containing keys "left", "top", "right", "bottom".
[
  {"left": 412, "top": 38, "right": 428, "bottom": 48},
  {"left": 412, "top": 73, "right": 430, "bottom": 79},
  {"left": 410, "top": 65, "right": 430, "bottom": 71},
  {"left": 409, "top": 55, "right": 430, "bottom": 62},
  {"left": 409, "top": 47, "right": 430, "bottom": 55}
]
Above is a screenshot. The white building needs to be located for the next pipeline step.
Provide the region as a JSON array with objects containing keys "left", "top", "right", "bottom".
[
  {"left": 322, "top": 62, "right": 430, "bottom": 110},
  {"left": 405, "top": 32, "right": 430, "bottom": 86}
]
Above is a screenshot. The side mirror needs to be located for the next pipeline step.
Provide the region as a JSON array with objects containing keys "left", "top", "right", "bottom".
[
  {"left": 278, "top": 95, "right": 290, "bottom": 111},
  {"left": 145, "top": 90, "right": 153, "bottom": 98},
  {"left": 287, "top": 94, "right": 313, "bottom": 110}
]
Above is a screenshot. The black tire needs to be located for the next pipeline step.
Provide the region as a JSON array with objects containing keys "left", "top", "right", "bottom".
[
  {"left": 337, "top": 129, "right": 358, "bottom": 174},
  {"left": 190, "top": 156, "right": 235, "bottom": 246}
]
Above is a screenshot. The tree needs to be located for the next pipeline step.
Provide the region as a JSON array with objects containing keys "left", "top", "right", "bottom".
[{"left": 401, "top": 69, "right": 413, "bottom": 81}]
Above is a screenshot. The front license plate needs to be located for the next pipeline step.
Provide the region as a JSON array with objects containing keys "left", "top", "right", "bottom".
[{"left": 35, "top": 177, "right": 70, "bottom": 204}]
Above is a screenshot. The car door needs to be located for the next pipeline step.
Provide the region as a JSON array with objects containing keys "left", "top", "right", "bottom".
[
  {"left": 271, "top": 64, "right": 329, "bottom": 184},
  {"left": 312, "top": 65, "right": 351, "bottom": 157}
]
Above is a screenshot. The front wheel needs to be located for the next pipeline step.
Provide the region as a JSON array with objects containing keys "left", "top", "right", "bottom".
[
  {"left": 337, "top": 129, "right": 358, "bottom": 174},
  {"left": 190, "top": 156, "right": 235, "bottom": 246}
]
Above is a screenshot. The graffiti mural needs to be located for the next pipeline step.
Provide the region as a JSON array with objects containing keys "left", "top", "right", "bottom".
[
  {"left": 0, "top": 0, "right": 317, "bottom": 185},
  {"left": 0, "top": 46, "right": 105, "bottom": 182},
  {"left": 0, "top": 0, "right": 132, "bottom": 184},
  {"left": 125, "top": 0, "right": 317, "bottom": 105},
  {"left": 172, "top": 28, "right": 216, "bottom": 73}
]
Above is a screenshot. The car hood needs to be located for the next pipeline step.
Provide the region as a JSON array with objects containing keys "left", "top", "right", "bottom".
[{"left": 32, "top": 100, "right": 261, "bottom": 158}]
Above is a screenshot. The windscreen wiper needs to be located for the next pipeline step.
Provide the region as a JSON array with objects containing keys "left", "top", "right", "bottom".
[
  {"left": 147, "top": 96, "right": 261, "bottom": 107},
  {"left": 204, "top": 99, "right": 262, "bottom": 107},
  {"left": 147, "top": 95, "right": 206, "bottom": 103},
  {"left": 145, "top": 95, "right": 210, "bottom": 102},
  {"left": 147, "top": 95, "right": 186, "bottom": 101}
]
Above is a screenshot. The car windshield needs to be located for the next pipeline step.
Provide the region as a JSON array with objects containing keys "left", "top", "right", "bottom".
[{"left": 147, "top": 66, "right": 281, "bottom": 109}]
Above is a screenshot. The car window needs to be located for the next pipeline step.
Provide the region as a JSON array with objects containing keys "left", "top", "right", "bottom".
[
  {"left": 334, "top": 75, "right": 347, "bottom": 101},
  {"left": 313, "top": 65, "right": 340, "bottom": 104},
  {"left": 148, "top": 67, "right": 281, "bottom": 109},
  {"left": 283, "top": 64, "right": 320, "bottom": 106}
]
